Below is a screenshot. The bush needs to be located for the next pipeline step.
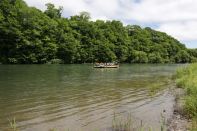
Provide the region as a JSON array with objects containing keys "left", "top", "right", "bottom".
[
  {"left": 48, "top": 59, "right": 63, "bottom": 64},
  {"left": 8, "top": 58, "right": 18, "bottom": 64}
]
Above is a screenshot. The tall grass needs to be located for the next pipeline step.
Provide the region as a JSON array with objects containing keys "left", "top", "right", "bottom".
[
  {"left": 175, "top": 63, "right": 197, "bottom": 130},
  {"left": 8, "top": 117, "right": 18, "bottom": 131},
  {"left": 112, "top": 113, "right": 133, "bottom": 131},
  {"left": 111, "top": 113, "right": 166, "bottom": 131}
]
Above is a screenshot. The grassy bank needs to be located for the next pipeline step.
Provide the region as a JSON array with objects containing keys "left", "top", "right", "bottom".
[{"left": 175, "top": 63, "right": 197, "bottom": 130}]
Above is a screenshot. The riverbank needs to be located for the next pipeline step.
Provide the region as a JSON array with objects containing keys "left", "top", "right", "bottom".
[
  {"left": 167, "top": 88, "right": 190, "bottom": 131},
  {"left": 168, "top": 64, "right": 197, "bottom": 131}
]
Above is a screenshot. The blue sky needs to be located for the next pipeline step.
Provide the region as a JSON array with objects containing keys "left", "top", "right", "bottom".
[{"left": 24, "top": 0, "right": 197, "bottom": 48}]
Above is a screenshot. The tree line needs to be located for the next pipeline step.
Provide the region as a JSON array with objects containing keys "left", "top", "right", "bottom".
[{"left": 0, "top": 0, "right": 197, "bottom": 64}]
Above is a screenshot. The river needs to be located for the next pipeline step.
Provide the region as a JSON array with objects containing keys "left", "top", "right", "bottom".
[{"left": 0, "top": 64, "right": 182, "bottom": 131}]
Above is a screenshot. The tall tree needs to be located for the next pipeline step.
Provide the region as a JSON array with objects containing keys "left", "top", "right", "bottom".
[{"left": 44, "top": 3, "right": 63, "bottom": 19}]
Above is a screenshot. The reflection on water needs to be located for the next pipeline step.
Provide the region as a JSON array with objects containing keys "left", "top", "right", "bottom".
[{"left": 0, "top": 64, "right": 182, "bottom": 131}]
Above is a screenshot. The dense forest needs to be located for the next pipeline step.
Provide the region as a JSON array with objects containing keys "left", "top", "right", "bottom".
[{"left": 0, "top": 0, "right": 197, "bottom": 64}]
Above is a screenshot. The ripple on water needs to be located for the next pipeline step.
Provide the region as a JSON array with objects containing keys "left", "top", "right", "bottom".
[{"left": 0, "top": 64, "right": 181, "bottom": 131}]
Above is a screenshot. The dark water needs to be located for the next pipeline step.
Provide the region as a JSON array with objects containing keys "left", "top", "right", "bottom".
[{"left": 0, "top": 64, "right": 182, "bottom": 131}]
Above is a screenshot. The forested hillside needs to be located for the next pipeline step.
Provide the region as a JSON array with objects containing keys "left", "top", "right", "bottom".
[{"left": 0, "top": 0, "right": 196, "bottom": 64}]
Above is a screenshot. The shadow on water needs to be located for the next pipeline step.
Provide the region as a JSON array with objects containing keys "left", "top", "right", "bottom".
[{"left": 0, "top": 64, "right": 183, "bottom": 131}]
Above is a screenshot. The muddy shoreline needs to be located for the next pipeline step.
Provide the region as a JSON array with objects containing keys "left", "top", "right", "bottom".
[{"left": 167, "top": 87, "right": 190, "bottom": 131}]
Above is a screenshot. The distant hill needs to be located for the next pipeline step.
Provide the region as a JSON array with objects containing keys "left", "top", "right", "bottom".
[{"left": 0, "top": 0, "right": 196, "bottom": 64}]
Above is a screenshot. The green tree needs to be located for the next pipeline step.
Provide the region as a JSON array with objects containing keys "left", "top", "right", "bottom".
[
  {"left": 57, "top": 35, "right": 80, "bottom": 63},
  {"left": 129, "top": 51, "right": 148, "bottom": 63},
  {"left": 175, "top": 50, "right": 191, "bottom": 63},
  {"left": 148, "top": 53, "right": 163, "bottom": 63},
  {"left": 44, "top": 3, "right": 63, "bottom": 19},
  {"left": 0, "top": 0, "right": 195, "bottom": 64}
]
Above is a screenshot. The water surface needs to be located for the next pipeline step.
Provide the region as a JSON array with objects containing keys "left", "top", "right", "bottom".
[{"left": 0, "top": 64, "right": 181, "bottom": 130}]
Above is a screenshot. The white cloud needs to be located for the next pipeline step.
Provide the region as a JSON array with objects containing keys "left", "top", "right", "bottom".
[
  {"left": 24, "top": 0, "right": 197, "bottom": 47},
  {"left": 24, "top": 0, "right": 197, "bottom": 23},
  {"left": 157, "top": 21, "right": 197, "bottom": 41},
  {"left": 125, "top": 0, "right": 197, "bottom": 23},
  {"left": 24, "top": 0, "right": 121, "bottom": 20}
]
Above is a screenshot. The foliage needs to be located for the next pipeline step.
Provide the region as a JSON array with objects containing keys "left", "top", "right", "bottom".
[
  {"left": 47, "top": 59, "right": 63, "bottom": 64},
  {"left": 44, "top": 3, "right": 63, "bottom": 19},
  {"left": 175, "top": 63, "right": 197, "bottom": 129},
  {"left": 0, "top": 0, "right": 196, "bottom": 64}
]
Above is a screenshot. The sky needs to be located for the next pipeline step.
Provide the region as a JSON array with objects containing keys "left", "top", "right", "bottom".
[{"left": 24, "top": 0, "right": 197, "bottom": 48}]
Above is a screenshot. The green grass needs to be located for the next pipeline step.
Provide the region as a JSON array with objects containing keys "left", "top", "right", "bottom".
[{"left": 175, "top": 63, "right": 197, "bottom": 130}]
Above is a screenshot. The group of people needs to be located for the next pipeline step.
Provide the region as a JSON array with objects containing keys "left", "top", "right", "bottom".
[{"left": 95, "top": 62, "right": 118, "bottom": 66}]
